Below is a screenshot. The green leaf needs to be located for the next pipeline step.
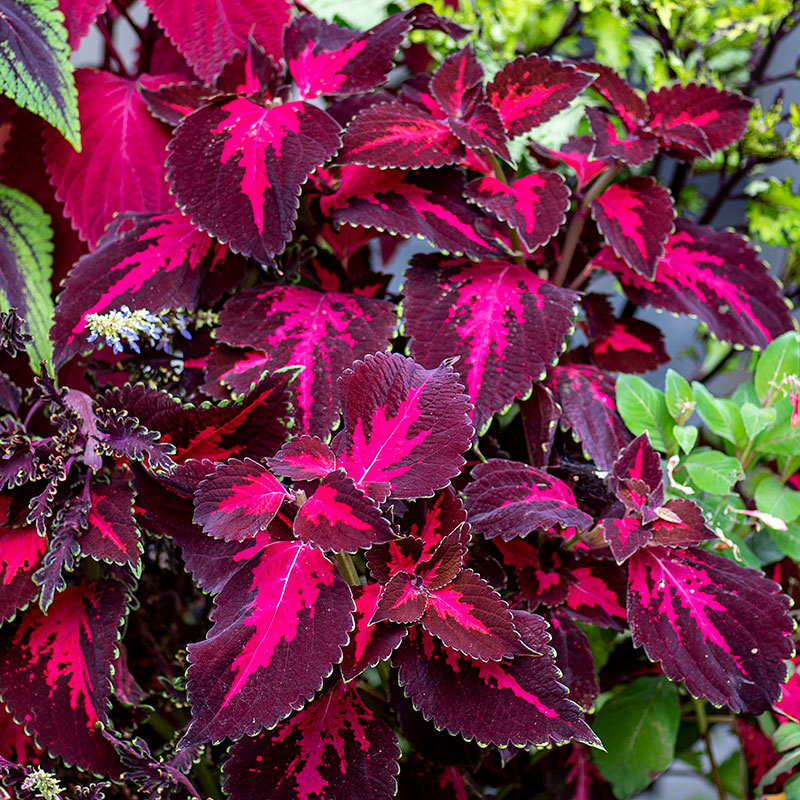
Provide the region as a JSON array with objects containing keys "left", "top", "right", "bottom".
[
  {"left": 769, "top": 521, "right": 800, "bottom": 560},
  {"left": 691, "top": 381, "right": 746, "bottom": 446},
  {"left": 592, "top": 676, "right": 680, "bottom": 798},
  {"left": 665, "top": 369, "right": 695, "bottom": 424},
  {"left": 740, "top": 402, "right": 776, "bottom": 440},
  {"left": 616, "top": 374, "right": 674, "bottom": 452},
  {"left": 0, "top": 185, "right": 54, "bottom": 373},
  {"left": 0, "top": 0, "right": 80, "bottom": 150},
  {"left": 755, "top": 476, "right": 800, "bottom": 523},
  {"left": 746, "top": 177, "right": 800, "bottom": 248},
  {"left": 683, "top": 449, "right": 744, "bottom": 494},
  {"left": 731, "top": 379, "right": 759, "bottom": 407},
  {"left": 756, "top": 398, "right": 800, "bottom": 456},
  {"left": 758, "top": 748, "right": 800, "bottom": 793},
  {"left": 755, "top": 330, "right": 800, "bottom": 405},
  {"left": 774, "top": 722, "right": 800, "bottom": 752},
  {"left": 673, "top": 424, "right": 698, "bottom": 454}
]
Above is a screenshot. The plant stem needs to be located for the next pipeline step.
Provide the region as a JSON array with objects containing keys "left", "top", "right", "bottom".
[
  {"left": 376, "top": 660, "right": 391, "bottom": 698},
  {"left": 487, "top": 153, "right": 526, "bottom": 267},
  {"left": 692, "top": 696, "right": 726, "bottom": 800},
  {"left": 336, "top": 552, "right": 360, "bottom": 586},
  {"left": 699, "top": 156, "right": 758, "bottom": 226},
  {"left": 95, "top": 17, "right": 131, "bottom": 78}
]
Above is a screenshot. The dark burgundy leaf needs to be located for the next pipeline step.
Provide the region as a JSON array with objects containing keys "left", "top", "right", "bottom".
[
  {"left": 269, "top": 436, "right": 337, "bottom": 481},
  {"left": 94, "top": 407, "right": 176, "bottom": 472},
  {"left": 586, "top": 107, "right": 658, "bottom": 167},
  {"left": 403, "top": 3, "right": 470, "bottom": 38},
  {"left": 203, "top": 345, "right": 270, "bottom": 398},
  {"left": 80, "top": 480, "right": 141, "bottom": 568},
  {"left": 530, "top": 135, "right": 606, "bottom": 189},
  {"left": 0, "top": 497, "right": 44, "bottom": 623},
  {"left": 216, "top": 285, "right": 396, "bottom": 438},
  {"left": 404, "top": 255, "right": 577, "bottom": 433},
  {"left": 650, "top": 499, "right": 714, "bottom": 546},
  {"left": 519, "top": 383, "right": 561, "bottom": 467},
  {"left": 138, "top": 79, "right": 212, "bottom": 126},
  {"left": 646, "top": 84, "right": 752, "bottom": 159},
  {"left": 549, "top": 363, "right": 632, "bottom": 471},
  {"left": 564, "top": 560, "right": 628, "bottom": 630},
  {"left": 52, "top": 210, "right": 234, "bottom": 366},
  {"left": 0, "top": 580, "right": 126, "bottom": 776},
  {"left": 588, "top": 319, "right": 669, "bottom": 374},
  {"left": 544, "top": 609, "right": 599, "bottom": 711},
  {"left": 293, "top": 470, "right": 394, "bottom": 552},
  {"left": 487, "top": 56, "right": 593, "bottom": 138},
  {"left": 181, "top": 541, "right": 354, "bottom": 746},
  {"left": 213, "top": 41, "right": 280, "bottom": 100},
  {"left": 224, "top": 681, "right": 399, "bottom": 800},
  {"left": 44, "top": 70, "right": 175, "bottom": 247},
  {"left": 627, "top": 545, "right": 793, "bottom": 712},
  {"left": 373, "top": 572, "right": 428, "bottom": 624},
  {"left": 404, "top": 488, "right": 469, "bottom": 563},
  {"left": 58, "top": 0, "right": 111, "bottom": 49},
  {"left": 393, "top": 612, "right": 600, "bottom": 747},
  {"left": 335, "top": 352, "right": 473, "bottom": 502},
  {"left": 322, "top": 165, "right": 505, "bottom": 259},
  {"left": 578, "top": 61, "right": 649, "bottom": 131},
  {"left": 591, "top": 176, "right": 675, "bottom": 280},
  {"left": 465, "top": 459, "right": 592, "bottom": 540},
  {"left": 340, "top": 583, "right": 407, "bottom": 681},
  {"left": 143, "top": 0, "right": 289, "bottom": 84},
  {"left": 611, "top": 432, "right": 663, "bottom": 501},
  {"left": 0, "top": 702, "right": 42, "bottom": 764},
  {"left": 601, "top": 517, "right": 653, "bottom": 563},
  {"left": 193, "top": 458, "right": 288, "bottom": 542},
  {"left": 465, "top": 171, "right": 569, "bottom": 252},
  {"left": 167, "top": 98, "right": 341, "bottom": 264},
  {"left": 594, "top": 218, "right": 794, "bottom": 348},
  {"left": 416, "top": 530, "right": 466, "bottom": 591},
  {"left": 448, "top": 101, "right": 510, "bottom": 161},
  {"left": 367, "top": 537, "right": 425, "bottom": 585},
  {"left": 336, "top": 102, "right": 464, "bottom": 168}
]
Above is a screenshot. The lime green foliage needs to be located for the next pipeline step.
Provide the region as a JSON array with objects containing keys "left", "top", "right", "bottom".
[
  {"left": 0, "top": 185, "right": 55, "bottom": 373},
  {"left": 592, "top": 677, "right": 680, "bottom": 798},
  {"left": 746, "top": 178, "right": 800, "bottom": 248},
  {"left": 0, "top": 0, "right": 80, "bottom": 150}
]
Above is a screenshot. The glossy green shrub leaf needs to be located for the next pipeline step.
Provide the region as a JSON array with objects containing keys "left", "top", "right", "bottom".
[
  {"left": 683, "top": 449, "right": 744, "bottom": 494},
  {"left": 756, "top": 400, "right": 800, "bottom": 456},
  {"left": 755, "top": 477, "right": 800, "bottom": 523},
  {"left": 616, "top": 374, "right": 674, "bottom": 452},
  {"left": 592, "top": 676, "right": 680, "bottom": 798},
  {"left": 665, "top": 369, "right": 695, "bottom": 424},
  {"left": 691, "top": 381, "right": 746, "bottom": 446},
  {"left": 768, "top": 521, "right": 800, "bottom": 560},
  {"left": 740, "top": 402, "right": 776, "bottom": 440},
  {"left": 754, "top": 330, "right": 800, "bottom": 405},
  {"left": 0, "top": 185, "right": 54, "bottom": 372},
  {"left": 0, "top": 0, "right": 80, "bottom": 150}
]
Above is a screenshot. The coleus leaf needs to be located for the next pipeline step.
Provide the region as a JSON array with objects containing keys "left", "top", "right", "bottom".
[
  {"left": 578, "top": 61, "right": 649, "bottom": 131},
  {"left": 138, "top": 78, "right": 212, "bottom": 126},
  {"left": 530, "top": 135, "right": 606, "bottom": 189},
  {"left": 591, "top": 177, "right": 675, "bottom": 280},
  {"left": 486, "top": 56, "right": 593, "bottom": 138},
  {"left": 340, "top": 583, "right": 407, "bottom": 681},
  {"left": 213, "top": 40, "right": 281, "bottom": 100},
  {"left": 203, "top": 345, "right": 271, "bottom": 398},
  {"left": 168, "top": 97, "right": 341, "bottom": 265},
  {"left": 58, "top": 0, "right": 111, "bottom": 49},
  {"left": 52, "top": 210, "right": 235, "bottom": 366},
  {"left": 393, "top": 611, "right": 600, "bottom": 747},
  {"left": 404, "top": 487, "right": 469, "bottom": 564},
  {"left": 44, "top": 70, "right": 175, "bottom": 247},
  {"left": 93, "top": 407, "right": 176, "bottom": 471},
  {"left": 549, "top": 363, "right": 632, "bottom": 471},
  {"left": 586, "top": 107, "right": 658, "bottom": 167},
  {"left": 610, "top": 431, "right": 663, "bottom": 508},
  {"left": 0, "top": 703, "right": 42, "bottom": 764},
  {"left": 293, "top": 470, "right": 394, "bottom": 553},
  {"left": 0, "top": 185, "right": 55, "bottom": 372},
  {"left": 403, "top": 255, "right": 578, "bottom": 434},
  {"left": 544, "top": 609, "right": 599, "bottom": 712},
  {"left": 563, "top": 560, "right": 628, "bottom": 630},
  {"left": 216, "top": 285, "right": 396, "bottom": 438},
  {"left": 601, "top": 517, "right": 652, "bottom": 563},
  {"left": 0, "top": 579, "right": 127, "bottom": 776},
  {"left": 322, "top": 165, "right": 505, "bottom": 259},
  {"left": 519, "top": 383, "right": 561, "bottom": 467},
  {"left": 465, "top": 171, "right": 569, "bottom": 253},
  {"left": 0, "top": 497, "right": 45, "bottom": 623},
  {"left": 180, "top": 540, "right": 354, "bottom": 746},
  {"left": 649, "top": 499, "right": 714, "bottom": 546},
  {"left": 594, "top": 218, "right": 794, "bottom": 348},
  {"left": 335, "top": 352, "right": 473, "bottom": 502},
  {"left": 627, "top": 545, "right": 793, "bottom": 712},
  {"left": 336, "top": 102, "right": 464, "bottom": 168},
  {"left": 588, "top": 318, "right": 669, "bottom": 374},
  {"left": 80, "top": 479, "right": 141, "bottom": 569},
  {"left": 646, "top": 84, "right": 752, "bottom": 159},
  {"left": 224, "top": 681, "right": 400, "bottom": 800},
  {"left": 0, "top": 0, "right": 80, "bottom": 149},
  {"left": 464, "top": 459, "right": 592, "bottom": 540},
  {"left": 284, "top": 12, "right": 410, "bottom": 101},
  {"left": 143, "top": 0, "right": 289, "bottom": 84},
  {"left": 269, "top": 435, "right": 337, "bottom": 482},
  {"left": 193, "top": 457, "right": 288, "bottom": 542}
]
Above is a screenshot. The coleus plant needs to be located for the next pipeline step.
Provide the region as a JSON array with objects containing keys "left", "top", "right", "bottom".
[{"left": 0, "top": 0, "right": 798, "bottom": 798}]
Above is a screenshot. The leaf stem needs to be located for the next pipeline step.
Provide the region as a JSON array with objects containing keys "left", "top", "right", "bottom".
[
  {"left": 376, "top": 660, "right": 391, "bottom": 698},
  {"left": 487, "top": 153, "right": 526, "bottom": 268},
  {"left": 336, "top": 552, "right": 361, "bottom": 586},
  {"left": 95, "top": 16, "right": 132, "bottom": 78},
  {"left": 692, "top": 696, "right": 726, "bottom": 800}
]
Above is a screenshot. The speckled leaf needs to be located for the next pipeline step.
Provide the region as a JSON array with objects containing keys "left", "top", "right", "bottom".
[
  {"left": 323, "top": 165, "right": 505, "bottom": 259},
  {"left": 0, "top": 580, "right": 126, "bottom": 776},
  {"left": 591, "top": 177, "right": 675, "bottom": 280},
  {"left": 193, "top": 458, "right": 288, "bottom": 542},
  {"left": 335, "top": 353, "right": 473, "bottom": 502},
  {"left": 294, "top": 470, "right": 394, "bottom": 552},
  {"left": 52, "top": 210, "right": 234, "bottom": 366},
  {"left": 393, "top": 612, "right": 600, "bottom": 747},
  {"left": 224, "top": 681, "right": 399, "bottom": 800},
  {"left": 44, "top": 70, "right": 174, "bottom": 247},
  {"left": 486, "top": 56, "right": 593, "bottom": 138},
  {"left": 404, "top": 255, "right": 577, "bottom": 433},
  {"left": 549, "top": 363, "right": 632, "bottom": 471},
  {"left": 181, "top": 540, "right": 354, "bottom": 746},
  {"left": 0, "top": 497, "right": 45, "bottom": 623},
  {"left": 143, "top": 0, "right": 289, "bottom": 84},
  {"left": 80, "top": 480, "right": 141, "bottom": 568},
  {"left": 594, "top": 218, "right": 794, "bottom": 348},
  {"left": 168, "top": 97, "right": 340, "bottom": 264},
  {"left": 0, "top": 0, "right": 79, "bottom": 149},
  {"left": 216, "top": 285, "right": 396, "bottom": 438},
  {"left": 627, "top": 545, "right": 793, "bottom": 712},
  {"left": 465, "top": 172, "right": 569, "bottom": 253}
]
